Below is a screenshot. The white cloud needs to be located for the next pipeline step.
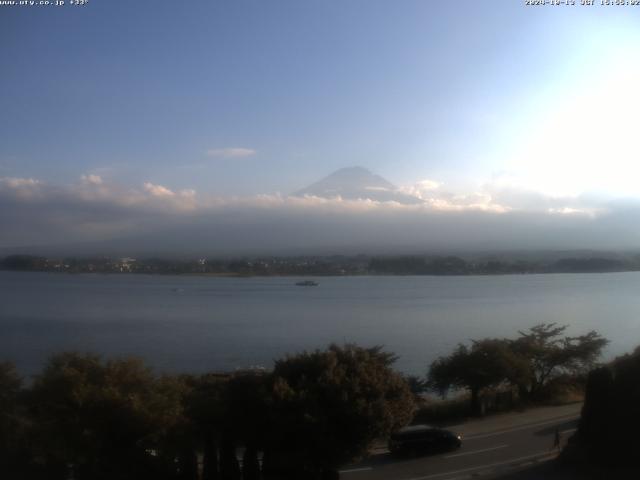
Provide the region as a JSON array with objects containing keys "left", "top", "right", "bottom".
[
  {"left": 139, "top": 183, "right": 197, "bottom": 210},
  {"left": 0, "top": 177, "right": 44, "bottom": 202},
  {"left": 80, "top": 174, "right": 103, "bottom": 185},
  {"left": 2, "top": 173, "right": 638, "bottom": 253},
  {"left": 0, "top": 173, "right": 607, "bottom": 218},
  {"left": 179, "top": 189, "right": 196, "bottom": 198},
  {"left": 206, "top": 147, "right": 256, "bottom": 159},
  {"left": 415, "top": 179, "right": 441, "bottom": 191},
  {"left": 399, "top": 179, "right": 441, "bottom": 200},
  {"left": 1, "top": 177, "right": 40, "bottom": 188},
  {"left": 143, "top": 182, "right": 175, "bottom": 197}
]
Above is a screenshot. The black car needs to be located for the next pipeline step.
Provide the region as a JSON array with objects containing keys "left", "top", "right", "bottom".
[{"left": 389, "top": 425, "right": 462, "bottom": 456}]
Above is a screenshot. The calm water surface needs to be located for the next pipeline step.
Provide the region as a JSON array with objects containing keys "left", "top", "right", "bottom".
[{"left": 1, "top": 271, "right": 639, "bottom": 376}]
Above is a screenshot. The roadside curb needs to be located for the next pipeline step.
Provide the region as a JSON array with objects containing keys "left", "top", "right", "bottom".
[
  {"left": 460, "top": 452, "right": 558, "bottom": 479},
  {"left": 407, "top": 451, "right": 559, "bottom": 480},
  {"left": 341, "top": 450, "right": 560, "bottom": 479},
  {"left": 458, "top": 413, "right": 580, "bottom": 440}
]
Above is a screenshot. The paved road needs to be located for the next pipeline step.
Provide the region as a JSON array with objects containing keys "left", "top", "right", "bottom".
[{"left": 339, "top": 403, "right": 581, "bottom": 480}]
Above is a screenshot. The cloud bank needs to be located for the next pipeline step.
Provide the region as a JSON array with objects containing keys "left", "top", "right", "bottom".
[
  {"left": 206, "top": 147, "right": 257, "bottom": 159},
  {"left": 1, "top": 174, "right": 639, "bottom": 255}
]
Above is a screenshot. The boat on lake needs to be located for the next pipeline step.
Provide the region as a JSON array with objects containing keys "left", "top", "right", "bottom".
[{"left": 295, "top": 280, "right": 319, "bottom": 286}]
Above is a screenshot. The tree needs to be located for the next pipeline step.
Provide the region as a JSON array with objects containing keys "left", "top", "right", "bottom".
[
  {"left": 225, "top": 372, "right": 270, "bottom": 480},
  {"left": 578, "top": 366, "right": 614, "bottom": 451},
  {"left": 264, "top": 344, "right": 415, "bottom": 478},
  {"left": 429, "top": 325, "right": 608, "bottom": 411},
  {"left": 182, "top": 371, "right": 270, "bottom": 480},
  {"left": 0, "top": 362, "right": 30, "bottom": 477},
  {"left": 28, "top": 352, "right": 186, "bottom": 480},
  {"left": 428, "top": 339, "right": 521, "bottom": 415},
  {"left": 183, "top": 373, "right": 228, "bottom": 480},
  {"left": 512, "top": 324, "right": 608, "bottom": 399},
  {"left": 404, "top": 375, "right": 429, "bottom": 399},
  {"left": 1, "top": 254, "right": 47, "bottom": 271},
  {"left": 576, "top": 346, "right": 640, "bottom": 466}
]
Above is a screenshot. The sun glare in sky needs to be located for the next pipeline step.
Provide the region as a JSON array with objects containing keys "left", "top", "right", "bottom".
[{"left": 502, "top": 25, "right": 640, "bottom": 198}]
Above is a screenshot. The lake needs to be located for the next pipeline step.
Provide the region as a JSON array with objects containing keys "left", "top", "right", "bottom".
[{"left": 1, "top": 271, "right": 639, "bottom": 377}]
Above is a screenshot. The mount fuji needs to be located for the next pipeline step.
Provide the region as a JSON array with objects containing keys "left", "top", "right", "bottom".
[{"left": 293, "top": 166, "right": 422, "bottom": 204}]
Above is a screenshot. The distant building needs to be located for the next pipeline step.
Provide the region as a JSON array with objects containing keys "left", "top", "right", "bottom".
[{"left": 118, "top": 257, "right": 137, "bottom": 272}]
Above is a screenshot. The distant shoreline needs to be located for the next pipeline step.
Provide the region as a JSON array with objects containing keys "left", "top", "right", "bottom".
[
  {"left": 3, "top": 253, "right": 639, "bottom": 277},
  {"left": 3, "top": 269, "right": 640, "bottom": 278}
]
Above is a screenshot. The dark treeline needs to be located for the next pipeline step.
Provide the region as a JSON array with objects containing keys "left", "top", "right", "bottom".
[
  {"left": 427, "top": 324, "right": 608, "bottom": 415},
  {"left": 0, "top": 325, "right": 612, "bottom": 479},
  {"left": 369, "top": 255, "right": 638, "bottom": 275},
  {"left": 3, "top": 254, "right": 640, "bottom": 276},
  {"left": 0, "top": 329, "right": 626, "bottom": 480},
  {"left": 0, "top": 345, "right": 415, "bottom": 480},
  {"left": 0, "top": 255, "right": 369, "bottom": 276},
  {"left": 571, "top": 346, "right": 640, "bottom": 468}
]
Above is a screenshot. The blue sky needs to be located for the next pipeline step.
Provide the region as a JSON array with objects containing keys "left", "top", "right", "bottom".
[
  {"left": 2, "top": 1, "right": 638, "bottom": 194},
  {"left": 2, "top": 1, "right": 640, "bottom": 252}
]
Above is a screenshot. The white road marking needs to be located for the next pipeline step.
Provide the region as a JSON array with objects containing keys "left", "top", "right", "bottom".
[
  {"left": 463, "top": 415, "right": 579, "bottom": 440},
  {"left": 444, "top": 444, "right": 508, "bottom": 458},
  {"left": 339, "top": 466, "right": 373, "bottom": 474},
  {"left": 405, "top": 450, "right": 557, "bottom": 480}
]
